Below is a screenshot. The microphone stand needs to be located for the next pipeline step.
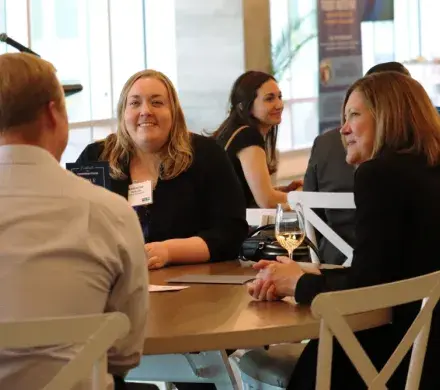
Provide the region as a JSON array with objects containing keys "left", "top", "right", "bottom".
[{"left": 0, "top": 33, "right": 83, "bottom": 97}]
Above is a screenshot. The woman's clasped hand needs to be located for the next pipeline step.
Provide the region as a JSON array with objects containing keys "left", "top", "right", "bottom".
[{"left": 247, "top": 257, "right": 321, "bottom": 301}]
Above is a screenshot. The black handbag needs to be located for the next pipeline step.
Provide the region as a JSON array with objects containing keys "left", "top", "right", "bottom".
[{"left": 239, "top": 224, "right": 320, "bottom": 262}]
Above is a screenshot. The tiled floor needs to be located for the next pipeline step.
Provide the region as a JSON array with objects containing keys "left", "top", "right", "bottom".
[{"left": 128, "top": 351, "right": 247, "bottom": 390}]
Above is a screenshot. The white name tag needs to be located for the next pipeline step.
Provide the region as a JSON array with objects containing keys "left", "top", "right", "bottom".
[{"left": 128, "top": 181, "right": 153, "bottom": 206}]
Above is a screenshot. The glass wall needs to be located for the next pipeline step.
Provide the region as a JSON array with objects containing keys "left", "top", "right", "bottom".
[
  {"left": 270, "top": 0, "right": 318, "bottom": 152},
  {"left": 0, "top": 0, "right": 148, "bottom": 164},
  {"left": 271, "top": 0, "right": 440, "bottom": 151},
  {"left": 3, "top": 0, "right": 438, "bottom": 157},
  {"left": 1, "top": 0, "right": 28, "bottom": 54},
  {"left": 27, "top": 0, "right": 147, "bottom": 163},
  {"left": 0, "top": 0, "right": 180, "bottom": 164},
  {"left": 0, "top": 0, "right": 5, "bottom": 55},
  {"left": 144, "top": 0, "right": 177, "bottom": 87}
]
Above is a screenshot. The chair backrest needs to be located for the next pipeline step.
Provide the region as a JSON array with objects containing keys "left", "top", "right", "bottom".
[
  {"left": 288, "top": 191, "right": 355, "bottom": 265},
  {"left": 311, "top": 271, "right": 440, "bottom": 390},
  {"left": 0, "top": 313, "right": 130, "bottom": 390}
]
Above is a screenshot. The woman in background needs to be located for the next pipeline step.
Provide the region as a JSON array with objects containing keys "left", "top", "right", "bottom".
[
  {"left": 213, "top": 71, "right": 302, "bottom": 208},
  {"left": 77, "top": 69, "right": 248, "bottom": 272},
  {"left": 249, "top": 71, "right": 440, "bottom": 389}
]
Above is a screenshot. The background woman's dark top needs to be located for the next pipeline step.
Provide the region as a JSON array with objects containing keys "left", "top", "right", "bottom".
[
  {"left": 77, "top": 133, "right": 248, "bottom": 262},
  {"left": 289, "top": 153, "right": 440, "bottom": 389},
  {"left": 216, "top": 126, "right": 265, "bottom": 208}
]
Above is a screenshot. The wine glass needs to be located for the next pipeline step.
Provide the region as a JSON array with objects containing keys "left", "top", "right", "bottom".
[{"left": 275, "top": 203, "right": 306, "bottom": 260}]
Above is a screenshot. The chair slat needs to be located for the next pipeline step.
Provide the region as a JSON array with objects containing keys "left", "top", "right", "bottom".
[
  {"left": 0, "top": 313, "right": 130, "bottom": 390},
  {"left": 288, "top": 192, "right": 356, "bottom": 265},
  {"left": 311, "top": 271, "right": 440, "bottom": 389}
]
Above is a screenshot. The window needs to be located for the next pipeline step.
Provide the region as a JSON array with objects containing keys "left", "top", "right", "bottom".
[
  {"left": 144, "top": 0, "right": 177, "bottom": 87},
  {"left": 420, "top": 0, "right": 440, "bottom": 59},
  {"left": 0, "top": 0, "right": 5, "bottom": 55},
  {"left": 110, "top": 0, "right": 147, "bottom": 115},
  {"left": 4, "top": 0, "right": 438, "bottom": 159},
  {"left": 361, "top": 0, "right": 420, "bottom": 72},
  {"left": 1, "top": 0, "right": 28, "bottom": 54},
  {"left": 270, "top": 0, "right": 318, "bottom": 151},
  {"left": 360, "top": 0, "right": 440, "bottom": 106},
  {"left": 31, "top": 0, "right": 111, "bottom": 123},
  {"left": 271, "top": 0, "right": 440, "bottom": 152},
  {"left": 27, "top": 0, "right": 147, "bottom": 164},
  {"left": 2, "top": 0, "right": 176, "bottom": 165}
]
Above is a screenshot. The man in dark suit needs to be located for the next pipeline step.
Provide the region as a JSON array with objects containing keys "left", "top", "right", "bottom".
[
  {"left": 303, "top": 127, "right": 355, "bottom": 264},
  {"left": 303, "top": 62, "right": 410, "bottom": 265}
]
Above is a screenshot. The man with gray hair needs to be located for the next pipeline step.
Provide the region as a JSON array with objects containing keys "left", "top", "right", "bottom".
[{"left": 0, "top": 53, "right": 148, "bottom": 389}]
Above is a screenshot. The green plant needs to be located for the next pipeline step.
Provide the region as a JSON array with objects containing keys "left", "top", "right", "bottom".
[{"left": 271, "top": 10, "right": 317, "bottom": 80}]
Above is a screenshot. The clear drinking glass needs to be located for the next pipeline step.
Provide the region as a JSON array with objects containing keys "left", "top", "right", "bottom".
[{"left": 275, "top": 203, "right": 306, "bottom": 260}]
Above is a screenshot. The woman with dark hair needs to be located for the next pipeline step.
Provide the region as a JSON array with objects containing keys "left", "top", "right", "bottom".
[{"left": 213, "top": 70, "right": 302, "bottom": 208}]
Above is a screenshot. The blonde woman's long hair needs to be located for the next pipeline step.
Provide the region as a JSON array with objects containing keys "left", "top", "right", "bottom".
[
  {"left": 342, "top": 71, "right": 440, "bottom": 166},
  {"left": 101, "top": 69, "right": 193, "bottom": 179}
]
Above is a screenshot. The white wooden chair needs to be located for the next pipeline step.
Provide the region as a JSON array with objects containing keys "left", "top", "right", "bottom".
[
  {"left": 311, "top": 270, "right": 440, "bottom": 390},
  {"left": 288, "top": 191, "right": 355, "bottom": 266},
  {"left": 0, "top": 313, "right": 130, "bottom": 390}
]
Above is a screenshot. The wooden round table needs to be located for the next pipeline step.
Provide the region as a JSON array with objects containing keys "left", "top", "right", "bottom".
[{"left": 144, "top": 261, "right": 391, "bottom": 355}]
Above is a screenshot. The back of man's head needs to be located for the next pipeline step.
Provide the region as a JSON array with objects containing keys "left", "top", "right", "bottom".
[
  {"left": 0, "top": 53, "right": 64, "bottom": 132},
  {"left": 365, "top": 61, "right": 411, "bottom": 77}
]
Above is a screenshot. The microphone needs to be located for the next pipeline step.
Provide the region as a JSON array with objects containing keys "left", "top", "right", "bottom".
[{"left": 0, "top": 33, "right": 40, "bottom": 57}]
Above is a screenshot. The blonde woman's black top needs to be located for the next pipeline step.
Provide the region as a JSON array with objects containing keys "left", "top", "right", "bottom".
[{"left": 76, "top": 133, "right": 248, "bottom": 262}]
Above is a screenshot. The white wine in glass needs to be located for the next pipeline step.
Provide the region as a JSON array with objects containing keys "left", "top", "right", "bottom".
[{"left": 275, "top": 203, "right": 306, "bottom": 260}]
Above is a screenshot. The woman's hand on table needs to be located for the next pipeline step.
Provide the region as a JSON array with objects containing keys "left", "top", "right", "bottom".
[
  {"left": 247, "top": 274, "right": 282, "bottom": 301},
  {"left": 145, "top": 242, "right": 170, "bottom": 270},
  {"left": 247, "top": 256, "right": 321, "bottom": 301}
]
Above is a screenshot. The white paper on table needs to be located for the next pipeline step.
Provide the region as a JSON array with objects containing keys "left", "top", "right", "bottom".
[{"left": 149, "top": 284, "right": 190, "bottom": 292}]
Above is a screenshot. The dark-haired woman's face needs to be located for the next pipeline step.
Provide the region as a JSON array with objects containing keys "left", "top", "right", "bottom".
[{"left": 251, "top": 79, "right": 283, "bottom": 132}]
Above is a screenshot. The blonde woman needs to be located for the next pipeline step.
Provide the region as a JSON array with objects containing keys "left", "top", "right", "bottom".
[
  {"left": 77, "top": 70, "right": 248, "bottom": 271},
  {"left": 250, "top": 71, "right": 440, "bottom": 389}
]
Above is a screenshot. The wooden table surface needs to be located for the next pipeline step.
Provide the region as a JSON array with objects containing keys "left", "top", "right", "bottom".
[{"left": 144, "top": 261, "right": 391, "bottom": 355}]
